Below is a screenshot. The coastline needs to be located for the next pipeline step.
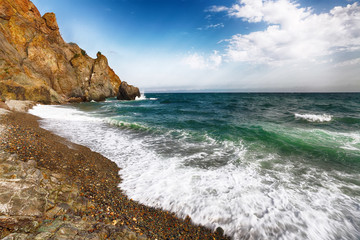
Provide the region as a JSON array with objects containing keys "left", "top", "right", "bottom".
[{"left": 0, "top": 105, "right": 228, "bottom": 239}]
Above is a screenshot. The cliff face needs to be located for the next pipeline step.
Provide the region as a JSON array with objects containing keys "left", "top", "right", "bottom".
[{"left": 0, "top": 0, "right": 122, "bottom": 103}]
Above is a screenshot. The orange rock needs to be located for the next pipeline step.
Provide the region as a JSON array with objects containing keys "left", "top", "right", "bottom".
[
  {"left": 0, "top": 0, "right": 129, "bottom": 103},
  {"left": 42, "top": 12, "right": 58, "bottom": 30}
]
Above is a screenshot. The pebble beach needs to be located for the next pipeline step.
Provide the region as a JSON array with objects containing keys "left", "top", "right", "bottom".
[{"left": 0, "top": 104, "right": 228, "bottom": 239}]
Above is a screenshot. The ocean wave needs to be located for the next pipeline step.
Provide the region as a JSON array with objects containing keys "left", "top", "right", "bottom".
[
  {"left": 295, "top": 113, "right": 332, "bottom": 122},
  {"left": 338, "top": 132, "right": 360, "bottom": 151},
  {"left": 29, "top": 102, "right": 360, "bottom": 240},
  {"left": 259, "top": 123, "right": 360, "bottom": 160},
  {"left": 106, "top": 118, "right": 151, "bottom": 131}
]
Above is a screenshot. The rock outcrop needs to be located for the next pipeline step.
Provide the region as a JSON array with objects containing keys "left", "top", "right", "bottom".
[
  {"left": 0, "top": 0, "right": 128, "bottom": 103},
  {"left": 0, "top": 151, "right": 146, "bottom": 240},
  {"left": 117, "top": 81, "right": 140, "bottom": 100},
  {"left": 4, "top": 100, "right": 35, "bottom": 112}
]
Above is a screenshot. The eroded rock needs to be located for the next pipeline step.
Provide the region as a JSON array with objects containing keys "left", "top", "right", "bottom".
[
  {"left": 0, "top": 0, "right": 132, "bottom": 103},
  {"left": 117, "top": 81, "right": 140, "bottom": 100}
]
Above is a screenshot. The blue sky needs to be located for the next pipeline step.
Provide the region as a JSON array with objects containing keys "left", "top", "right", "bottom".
[{"left": 32, "top": 0, "right": 360, "bottom": 92}]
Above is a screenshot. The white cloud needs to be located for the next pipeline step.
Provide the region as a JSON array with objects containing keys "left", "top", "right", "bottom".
[
  {"left": 183, "top": 51, "right": 222, "bottom": 69},
  {"left": 198, "top": 23, "right": 225, "bottom": 30},
  {"left": 209, "top": 23, "right": 225, "bottom": 29},
  {"left": 211, "top": 1, "right": 360, "bottom": 65},
  {"left": 211, "top": 0, "right": 265, "bottom": 23},
  {"left": 208, "top": 5, "right": 230, "bottom": 13},
  {"left": 335, "top": 57, "right": 360, "bottom": 67},
  {"left": 183, "top": 53, "right": 206, "bottom": 69}
]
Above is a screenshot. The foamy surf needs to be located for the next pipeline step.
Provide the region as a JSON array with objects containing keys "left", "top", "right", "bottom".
[
  {"left": 29, "top": 101, "right": 360, "bottom": 240},
  {"left": 29, "top": 105, "right": 102, "bottom": 122},
  {"left": 135, "top": 93, "right": 158, "bottom": 101},
  {"left": 295, "top": 113, "right": 332, "bottom": 122}
]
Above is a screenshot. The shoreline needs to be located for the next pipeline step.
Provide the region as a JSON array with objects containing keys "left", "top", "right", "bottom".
[{"left": 0, "top": 106, "right": 228, "bottom": 239}]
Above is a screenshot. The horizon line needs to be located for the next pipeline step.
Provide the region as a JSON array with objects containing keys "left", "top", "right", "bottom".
[{"left": 142, "top": 91, "right": 360, "bottom": 94}]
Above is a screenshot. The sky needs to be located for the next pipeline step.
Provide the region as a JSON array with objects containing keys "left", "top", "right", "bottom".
[{"left": 32, "top": 0, "right": 360, "bottom": 92}]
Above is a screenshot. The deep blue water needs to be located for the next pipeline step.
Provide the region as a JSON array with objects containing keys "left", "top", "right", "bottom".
[{"left": 31, "top": 93, "right": 360, "bottom": 239}]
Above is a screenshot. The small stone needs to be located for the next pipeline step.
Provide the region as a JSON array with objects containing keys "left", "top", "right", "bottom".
[
  {"left": 37, "top": 219, "right": 64, "bottom": 233},
  {"left": 50, "top": 176, "right": 60, "bottom": 184},
  {"left": 45, "top": 206, "right": 64, "bottom": 219},
  {"left": 125, "top": 232, "right": 137, "bottom": 240},
  {"left": 27, "top": 160, "right": 37, "bottom": 167},
  {"left": 34, "top": 232, "right": 53, "bottom": 240},
  {"left": 46, "top": 200, "right": 55, "bottom": 211},
  {"left": 56, "top": 225, "right": 78, "bottom": 236},
  {"left": 2, "top": 233, "right": 30, "bottom": 240},
  {"left": 215, "top": 226, "right": 224, "bottom": 236},
  {"left": 58, "top": 203, "right": 71, "bottom": 211}
]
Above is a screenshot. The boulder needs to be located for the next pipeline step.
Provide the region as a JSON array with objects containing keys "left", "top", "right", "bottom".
[
  {"left": 5, "top": 100, "right": 35, "bottom": 112},
  {"left": 117, "top": 82, "right": 140, "bottom": 100}
]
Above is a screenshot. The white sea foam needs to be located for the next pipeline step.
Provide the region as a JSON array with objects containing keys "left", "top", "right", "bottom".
[
  {"left": 135, "top": 93, "right": 147, "bottom": 101},
  {"left": 29, "top": 105, "right": 101, "bottom": 122},
  {"left": 295, "top": 113, "right": 332, "bottom": 122},
  {"left": 135, "top": 93, "right": 158, "bottom": 101},
  {"left": 337, "top": 132, "right": 360, "bottom": 151},
  {"left": 30, "top": 105, "right": 360, "bottom": 240},
  {"left": 105, "top": 99, "right": 117, "bottom": 103}
]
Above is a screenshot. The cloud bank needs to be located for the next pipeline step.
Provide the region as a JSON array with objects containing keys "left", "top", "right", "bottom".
[{"left": 208, "top": 1, "right": 360, "bottom": 66}]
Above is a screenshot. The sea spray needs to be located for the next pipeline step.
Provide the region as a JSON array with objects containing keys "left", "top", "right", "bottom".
[{"left": 135, "top": 92, "right": 158, "bottom": 101}]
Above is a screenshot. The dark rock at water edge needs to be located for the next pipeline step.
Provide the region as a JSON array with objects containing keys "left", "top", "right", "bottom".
[{"left": 117, "top": 82, "right": 140, "bottom": 100}]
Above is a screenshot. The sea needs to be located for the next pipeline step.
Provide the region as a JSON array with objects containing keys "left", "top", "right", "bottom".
[{"left": 29, "top": 93, "right": 360, "bottom": 239}]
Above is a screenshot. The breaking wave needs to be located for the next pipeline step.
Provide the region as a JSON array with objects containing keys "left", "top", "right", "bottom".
[{"left": 295, "top": 113, "right": 332, "bottom": 122}]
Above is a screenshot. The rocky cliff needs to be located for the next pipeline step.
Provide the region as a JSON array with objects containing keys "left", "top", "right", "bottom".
[{"left": 0, "top": 0, "right": 126, "bottom": 103}]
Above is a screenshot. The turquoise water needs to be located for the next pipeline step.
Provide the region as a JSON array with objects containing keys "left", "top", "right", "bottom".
[{"left": 30, "top": 93, "right": 360, "bottom": 239}]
